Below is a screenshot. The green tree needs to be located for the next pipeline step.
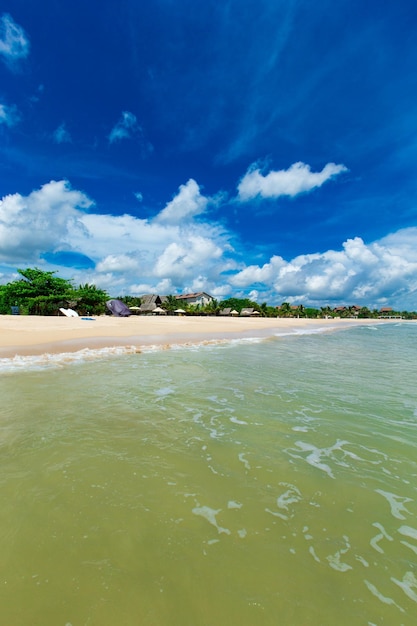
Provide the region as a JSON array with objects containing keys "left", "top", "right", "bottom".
[
  {"left": 262, "top": 304, "right": 279, "bottom": 317},
  {"left": 0, "top": 268, "right": 109, "bottom": 315},
  {"left": 320, "top": 306, "right": 333, "bottom": 318},
  {"left": 0, "top": 268, "right": 75, "bottom": 315},
  {"left": 116, "top": 296, "right": 142, "bottom": 308},
  {"left": 293, "top": 304, "right": 304, "bottom": 317},
  {"left": 164, "top": 294, "right": 179, "bottom": 314},
  {"left": 304, "top": 307, "right": 319, "bottom": 318},
  {"left": 219, "top": 297, "right": 261, "bottom": 314},
  {"left": 278, "top": 302, "right": 292, "bottom": 317},
  {"left": 76, "top": 283, "right": 109, "bottom": 315},
  {"left": 201, "top": 298, "right": 219, "bottom": 316},
  {"left": 174, "top": 298, "right": 191, "bottom": 314}
]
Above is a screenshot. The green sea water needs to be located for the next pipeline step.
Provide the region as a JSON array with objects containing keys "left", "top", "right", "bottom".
[{"left": 1, "top": 322, "right": 417, "bottom": 625}]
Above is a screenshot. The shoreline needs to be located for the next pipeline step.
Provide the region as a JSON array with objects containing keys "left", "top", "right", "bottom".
[{"left": 0, "top": 314, "right": 402, "bottom": 359}]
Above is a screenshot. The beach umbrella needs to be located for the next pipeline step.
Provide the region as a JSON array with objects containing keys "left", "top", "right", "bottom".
[
  {"left": 174, "top": 308, "right": 186, "bottom": 314},
  {"left": 230, "top": 310, "right": 239, "bottom": 316},
  {"left": 128, "top": 306, "right": 141, "bottom": 314},
  {"left": 153, "top": 307, "right": 167, "bottom": 315}
]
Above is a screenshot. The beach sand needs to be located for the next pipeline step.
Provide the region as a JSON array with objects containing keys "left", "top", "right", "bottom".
[{"left": 0, "top": 314, "right": 385, "bottom": 358}]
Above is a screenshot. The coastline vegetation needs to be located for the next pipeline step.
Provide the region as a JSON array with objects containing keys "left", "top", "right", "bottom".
[
  {"left": 0, "top": 268, "right": 108, "bottom": 316},
  {"left": 0, "top": 268, "right": 416, "bottom": 319}
]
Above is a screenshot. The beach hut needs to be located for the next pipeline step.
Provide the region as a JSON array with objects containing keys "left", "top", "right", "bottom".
[
  {"left": 139, "top": 304, "right": 156, "bottom": 314},
  {"left": 220, "top": 307, "right": 232, "bottom": 316},
  {"left": 139, "top": 294, "right": 165, "bottom": 314}
]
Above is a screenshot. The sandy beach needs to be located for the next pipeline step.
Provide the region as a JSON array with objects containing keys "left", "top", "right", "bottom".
[{"left": 0, "top": 314, "right": 389, "bottom": 358}]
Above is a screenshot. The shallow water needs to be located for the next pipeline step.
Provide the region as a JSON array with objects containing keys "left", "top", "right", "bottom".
[{"left": 1, "top": 323, "right": 417, "bottom": 625}]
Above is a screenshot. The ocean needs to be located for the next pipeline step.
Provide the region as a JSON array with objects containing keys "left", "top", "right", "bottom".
[{"left": 1, "top": 322, "right": 417, "bottom": 625}]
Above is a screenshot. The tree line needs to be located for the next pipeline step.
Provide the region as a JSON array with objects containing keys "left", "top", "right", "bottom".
[
  {"left": 0, "top": 268, "right": 109, "bottom": 316},
  {"left": 0, "top": 268, "right": 416, "bottom": 318}
]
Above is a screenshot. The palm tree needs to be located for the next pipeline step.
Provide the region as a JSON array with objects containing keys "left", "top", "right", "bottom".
[
  {"left": 76, "top": 283, "right": 109, "bottom": 315},
  {"left": 164, "top": 294, "right": 179, "bottom": 314},
  {"left": 203, "top": 298, "right": 219, "bottom": 316},
  {"left": 279, "top": 302, "right": 292, "bottom": 317},
  {"left": 320, "top": 305, "right": 333, "bottom": 318}
]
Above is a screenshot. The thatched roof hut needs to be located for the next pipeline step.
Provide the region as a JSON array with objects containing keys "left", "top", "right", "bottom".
[{"left": 139, "top": 294, "right": 164, "bottom": 314}]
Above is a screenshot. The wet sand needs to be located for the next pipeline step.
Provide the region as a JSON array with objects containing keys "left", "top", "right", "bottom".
[{"left": 0, "top": 314, "right": 389, "bottom": 358}]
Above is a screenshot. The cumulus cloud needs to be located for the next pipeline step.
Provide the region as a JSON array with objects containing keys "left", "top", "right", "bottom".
[
  {"left": 0, "top": 180, "right": 93, "bottom": 262},
  {"left": 237, "top": 161, "right": 347, "bottom": 201},
  {"left": 0, "top": 102, "right": 20, "bottom": 127},
  {"left": 1, "top": 177, "right": 417, "bottom": 308},
  {"left": 230, "top": 255, "right": 286, "bottom": 287},
  {"left": 154, "top": 179, "right": 209, "bottom": 225},
  {"left": 230, "top": 233, "right": 417, "bottom": 307},
  {"left": 108, "top": 111, "right": 140, "bottom": 143},
  {"left": 0, "top": 14, "right": 30, "bottom": 67},
  {"left": 154, "top": 236, "right": 222, "bottom": 280},
  {"left": 95, "top": 254, "right": 140, "bottom": 273},
  {"left": 0, "top": 179, "right": 233, "bottom": 296}
]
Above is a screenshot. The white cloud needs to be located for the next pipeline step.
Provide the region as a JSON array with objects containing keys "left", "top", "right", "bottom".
[
  {"left": 108, "top": 111, "right": 140, "bottom": 143},
  {"left": 0, "top": 103, "right": 20, "bottom": 127},
  {"left": 0, "top": 179, "right": 233, "bottom": 296},
  {"left": 95, "top": 254, "right": 140, "bottom": 274},
  {"left": 154, "top": 236, "right": 222, "bottom": 281},
  {"left": 230, "top": 233, "right": 417, "bottom": 308},
  {"left": 230, "top": 255, "right": 286, "bottom": 287},
  {"left": 237, "top": 161, "right": 347, "bottom": 201},
  {"left": 155, "top": 179, "right": 208, "bottom": 225},
  {"left": 53, "top": 123, "right": 72, "bottom": 144},
  {"left": 1, "top": 177, "right": 417, "bottom": 309},
  {"left": 0, "top": 14, "right": 30, "bottom": 66},
  {"left": 0, "top": 180, "right": 93, "bottom": 262}
]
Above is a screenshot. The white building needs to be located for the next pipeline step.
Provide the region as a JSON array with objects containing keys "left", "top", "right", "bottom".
[{"left": 176, "top": 292, "right": 213, "bottom": 307}]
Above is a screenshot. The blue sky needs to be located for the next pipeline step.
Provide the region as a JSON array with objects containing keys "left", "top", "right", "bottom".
[{"left": 1, "top": 0, "right": 417, "bottom": 308}]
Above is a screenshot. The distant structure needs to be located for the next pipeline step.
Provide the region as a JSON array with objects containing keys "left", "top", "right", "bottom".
[
  {"left": 378, "top": 307, "right": 401, "bottom": 319},
  {"left": 139, "top": 294, "right": 167, "bottom": 314},
  {"left": 240, "top": 308, "right": 260, "bottom": 316},
  {"left": 135, "top": 292, "right": 213, "bottom": 314},
  {"left": 175, "top": 292, "right": 213, "bottom": 307}
]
